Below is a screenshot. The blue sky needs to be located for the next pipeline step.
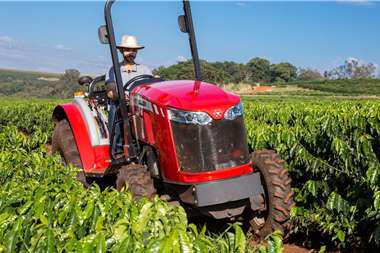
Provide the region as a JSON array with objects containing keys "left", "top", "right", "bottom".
[{"left": 0, "top": 0, "right": 379, "bottom": 75}]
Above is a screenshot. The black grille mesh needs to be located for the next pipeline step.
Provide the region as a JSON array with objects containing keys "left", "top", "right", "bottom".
[{"left": 171, "top": 116, "right": 250, "bottom": 172}]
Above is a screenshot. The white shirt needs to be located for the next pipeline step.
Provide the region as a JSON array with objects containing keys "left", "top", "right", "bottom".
[{"left": 106, "top": 63, "right": 152, "bottom": 87}]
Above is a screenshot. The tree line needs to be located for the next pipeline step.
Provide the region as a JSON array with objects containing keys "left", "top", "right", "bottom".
[
  {"left": 153, "top": 57, "right": 378, "bottom": 85},
  {"left": 0, "top": 69, "right": 83, "bottom": 98},
  {"left": 0, "top": 57, "right": 378, "bottom": 98}
]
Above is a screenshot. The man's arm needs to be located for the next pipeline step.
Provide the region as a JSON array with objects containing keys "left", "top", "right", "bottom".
[
  {"left": 106, "top": 66, "right": 115, "bottom": 83},
  {"left": 106, "top": 66, "right": 118, "bottom": 100}
]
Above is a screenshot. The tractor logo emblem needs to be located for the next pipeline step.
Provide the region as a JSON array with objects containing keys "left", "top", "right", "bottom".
[{"left": 213, "top": 110, "right": 223, "bottom": 119}]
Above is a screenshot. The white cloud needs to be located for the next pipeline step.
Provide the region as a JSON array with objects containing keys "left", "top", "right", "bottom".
[
  {"left": 0, "top": 36, "right": 109, "bottom": 74},
  {"left": 0, "top": 36, "right": 14, "bottom": 49},
  {"left": 54, "top": 44, "right": 71, "bottom": 51},
  {"left": 345, "top": 57, "right": 371, "bottom": 66},
  {"left": 336, "top": 0, "right": 375, "bottom": 6},
  {"left": 236, "top": 2, "right": 248, "bottom": 7},
  {"left": 346, "top": 57, "right": 360, "bottom": 63},
  {"left": 177, "top": 55, "right": 187, "bottom": 62}
]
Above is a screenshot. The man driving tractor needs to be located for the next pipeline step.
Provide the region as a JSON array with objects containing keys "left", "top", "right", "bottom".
[
  {"left": 51, "top": 0, "right": 293, "bottom": 240},
  {"left": 106, "top": 35, "right": 152, "bottom": 155}
]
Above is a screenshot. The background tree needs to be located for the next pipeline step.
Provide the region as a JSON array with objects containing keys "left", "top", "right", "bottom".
[
  {"left": 326, "top": 58, "right": 376, "bottom": 79},
  {"left": 153, "top": 60, "right": 231, "bottom": 85},
  {"left": 237, "top": 64, "right": 252, "bottom": 83},
  {"left": 210, "top": 61, "right": 249, "bottom": 83},
  {"left": 51, "top": 69, "right": 82, "bottom": 97},
  {"left": 297, "top": 68, "right": 324, "bottom": 81},
  {"left": 270, "top": 62, "right": 297, "bottom": 83},
  {"left": 60, "top": 69, "right": 81, "bottom": 84},
  {"left": 246, "top": 57, "right": 271, "bottom": 83}
]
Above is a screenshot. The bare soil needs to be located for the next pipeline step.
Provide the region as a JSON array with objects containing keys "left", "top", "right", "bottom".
[
  {"left": 283, "top": 244, "right": 313, "bottom": 253},
  {"left": 45, "top": 143, "right": 52, "bottom": 154}
]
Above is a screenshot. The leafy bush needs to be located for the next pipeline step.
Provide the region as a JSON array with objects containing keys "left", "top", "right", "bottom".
[
  {"left": 3, "top": 97, "right": 379, "bottom": 250},
  {"left": 0, "top": 99, "right": 283, "bottom": 252},
  {"left": 244, "top": 100, "right": 380, "bottom": 249}
]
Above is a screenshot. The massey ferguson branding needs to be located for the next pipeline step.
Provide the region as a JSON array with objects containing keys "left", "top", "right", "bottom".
[{"left": 211, "top": 109, "right": 223, "bottom": 119}]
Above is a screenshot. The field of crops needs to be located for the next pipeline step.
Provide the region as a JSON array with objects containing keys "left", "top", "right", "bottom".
[
  {"left": 0, "top": 99, "right": 281, "bottom": 253},
  {"left": 289, "top": 78, "right": 380, "bottom": 96},
  {"left": 245, "top": 100, "right": 380, "bottom": 250},
  {"left": 0, "top": 98, "right": 379, "bottom": 252}
]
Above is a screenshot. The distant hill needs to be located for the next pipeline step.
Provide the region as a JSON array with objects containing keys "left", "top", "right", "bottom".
[{"left": 0, "top": 68, "right": 83, "bottom": 98}]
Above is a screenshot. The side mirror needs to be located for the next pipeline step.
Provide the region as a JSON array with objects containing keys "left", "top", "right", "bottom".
[
  {"left": 98, "top": 25, "right": 109, "bottom": 44},
  {"left": 178, "top": 15, "right": 188, "bottom": 33},
  {"left": 78, "top": 76, "right": 93, "bottom": 86}
]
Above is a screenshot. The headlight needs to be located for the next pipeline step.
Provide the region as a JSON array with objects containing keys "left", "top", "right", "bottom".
[
  {"left": 224, "top": 103, "right": 243, "bottom": 120},
  {"left": 168, "top": 108, "right": 212, "bottom": 125}
]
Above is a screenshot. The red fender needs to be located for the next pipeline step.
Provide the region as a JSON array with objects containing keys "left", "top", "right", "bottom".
[{"left": 53, "top": 103, "right": 110, "bottom": 175}]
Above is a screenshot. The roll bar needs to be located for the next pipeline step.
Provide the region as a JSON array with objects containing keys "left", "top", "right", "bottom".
[
  {"left": 182, "top": 0, "right": 202, "bottom": 81},
  {"left": 104, "top": 0, "right": 136, "bottom": 158},
  {"left": 102, "top": 0, "right": 202, "bottom": 93},
  {"left": 102, "top": 0, "right": 202, "bottom": 159}
]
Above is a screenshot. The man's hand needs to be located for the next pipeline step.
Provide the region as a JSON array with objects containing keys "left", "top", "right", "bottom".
[{"left": 106, "top": 81, "right": 119, "bottom": 101}]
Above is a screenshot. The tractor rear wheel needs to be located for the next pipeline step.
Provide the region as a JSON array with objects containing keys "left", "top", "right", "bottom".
[
  {"left": 249, "top": 149, "right": 294, "bottom": 239},
  {"left": 116, "top": 164, "right": 156, "bottom": 199},
  {"left": 52, "top": 119, "right": 91, "bottom": 187}
]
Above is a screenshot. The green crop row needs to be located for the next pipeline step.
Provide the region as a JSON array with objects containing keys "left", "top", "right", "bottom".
[
  {"left": 244, "top": 100, "right": 380, "bottom": 249},
  {"left": 0, "top": 99, "right": 282, "bottom": 252},
  {"left": 2, "top": 97, "right": 379, "bottom": 251}
]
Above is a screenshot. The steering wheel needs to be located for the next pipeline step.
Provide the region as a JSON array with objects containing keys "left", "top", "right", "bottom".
[{"left": 123, "top": 74, "right": 155, "bottom": 92}]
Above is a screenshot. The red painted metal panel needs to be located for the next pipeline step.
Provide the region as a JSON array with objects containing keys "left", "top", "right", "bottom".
[
  {"left": 93, "top": 145, "right": 111, "bottom": 172},
  {"left": 143, "top": 111, "right": 155, "bottom": 145},
  {"left": 132, "top": 80, "right": 240, "bottom": 120},
  {"left": 131, "top": 101, "right": 252, "bottom": 183},
  {"left": 130, "top": 83, "right": 251, "bottom": 184},
  {"left": 147, "top": 105, "right": 180, "bottom": 181},
  {"left": 59, "top": 103, "right": 110, "bottom": 174}
]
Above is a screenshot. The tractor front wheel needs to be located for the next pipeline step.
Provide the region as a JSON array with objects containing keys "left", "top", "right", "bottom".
[
  {"left": 52, "top": 119, "right": 91, "bottom": 187},
  {"left": 116, "top": 164, "right": 156, "bottom": 199},
  {"left": 249, "top": 149, "right": 294, "bottom": 239}
]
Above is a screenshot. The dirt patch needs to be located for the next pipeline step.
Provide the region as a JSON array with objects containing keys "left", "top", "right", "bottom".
[
  {"left": 222, "top": 83, "right": 276, "bottom": 95},
  {"left": 45, "top": 144, "right": 52, "bottom": 154},
  {"left": 253, "top": 86, "right": 273, "bottom": 92},
  {"left": 37, "top": 77, "right": 60, "bottom": 82},
  {"left": 284, "top": 244, "right": 313, "bottom": 253}
]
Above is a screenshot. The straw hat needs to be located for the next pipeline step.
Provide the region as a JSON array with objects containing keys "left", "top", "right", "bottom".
[{"left": 116, "top": 35, "right": 144, "bottom": 50}]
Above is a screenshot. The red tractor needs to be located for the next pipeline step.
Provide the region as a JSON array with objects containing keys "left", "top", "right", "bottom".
[{"left": 52, "top": 0, "right": 293, "bottom": 238}]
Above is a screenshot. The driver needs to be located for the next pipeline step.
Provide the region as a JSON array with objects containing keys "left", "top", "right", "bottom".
[
  {"left": 106, "top": 35, "right": 152, "bottom": 156},
  {"left": 105, "top": 35, "right": 152, "bottom": 98}
]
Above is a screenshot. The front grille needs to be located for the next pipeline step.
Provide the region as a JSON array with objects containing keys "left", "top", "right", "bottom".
[{"left": 171, "top": 116, "right": 250, "bottom": 172}]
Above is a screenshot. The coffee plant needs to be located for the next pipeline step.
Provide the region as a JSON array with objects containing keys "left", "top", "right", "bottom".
[
  {"left": 1, "top": 97, "right": 379, "bottom": 251},
  {"left": 244, "top": 100, "right": 380, "bottom": 249},
  {"left": 0, "top": 99, "right": 282, "bottom": 252}
]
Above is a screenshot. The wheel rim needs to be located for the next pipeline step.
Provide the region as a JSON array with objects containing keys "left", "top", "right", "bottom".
[{"left": 250, "top": 170, "right": 270, "bottom": 232}]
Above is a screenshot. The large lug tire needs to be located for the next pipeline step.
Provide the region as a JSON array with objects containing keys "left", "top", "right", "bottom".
[
  {"left": 52, "top": 119, "right": 91, "bottom": 188},
  {"left": 116, "top": 164, "right": 156, "bottom": 199},
  {"left": 250, "top": 149, "right": 294, "bottom": 239}
]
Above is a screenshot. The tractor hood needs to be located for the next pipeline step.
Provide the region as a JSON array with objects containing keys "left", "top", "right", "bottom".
[{"left": 133, "top": 80, "right": 240, "bottom": 120}]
